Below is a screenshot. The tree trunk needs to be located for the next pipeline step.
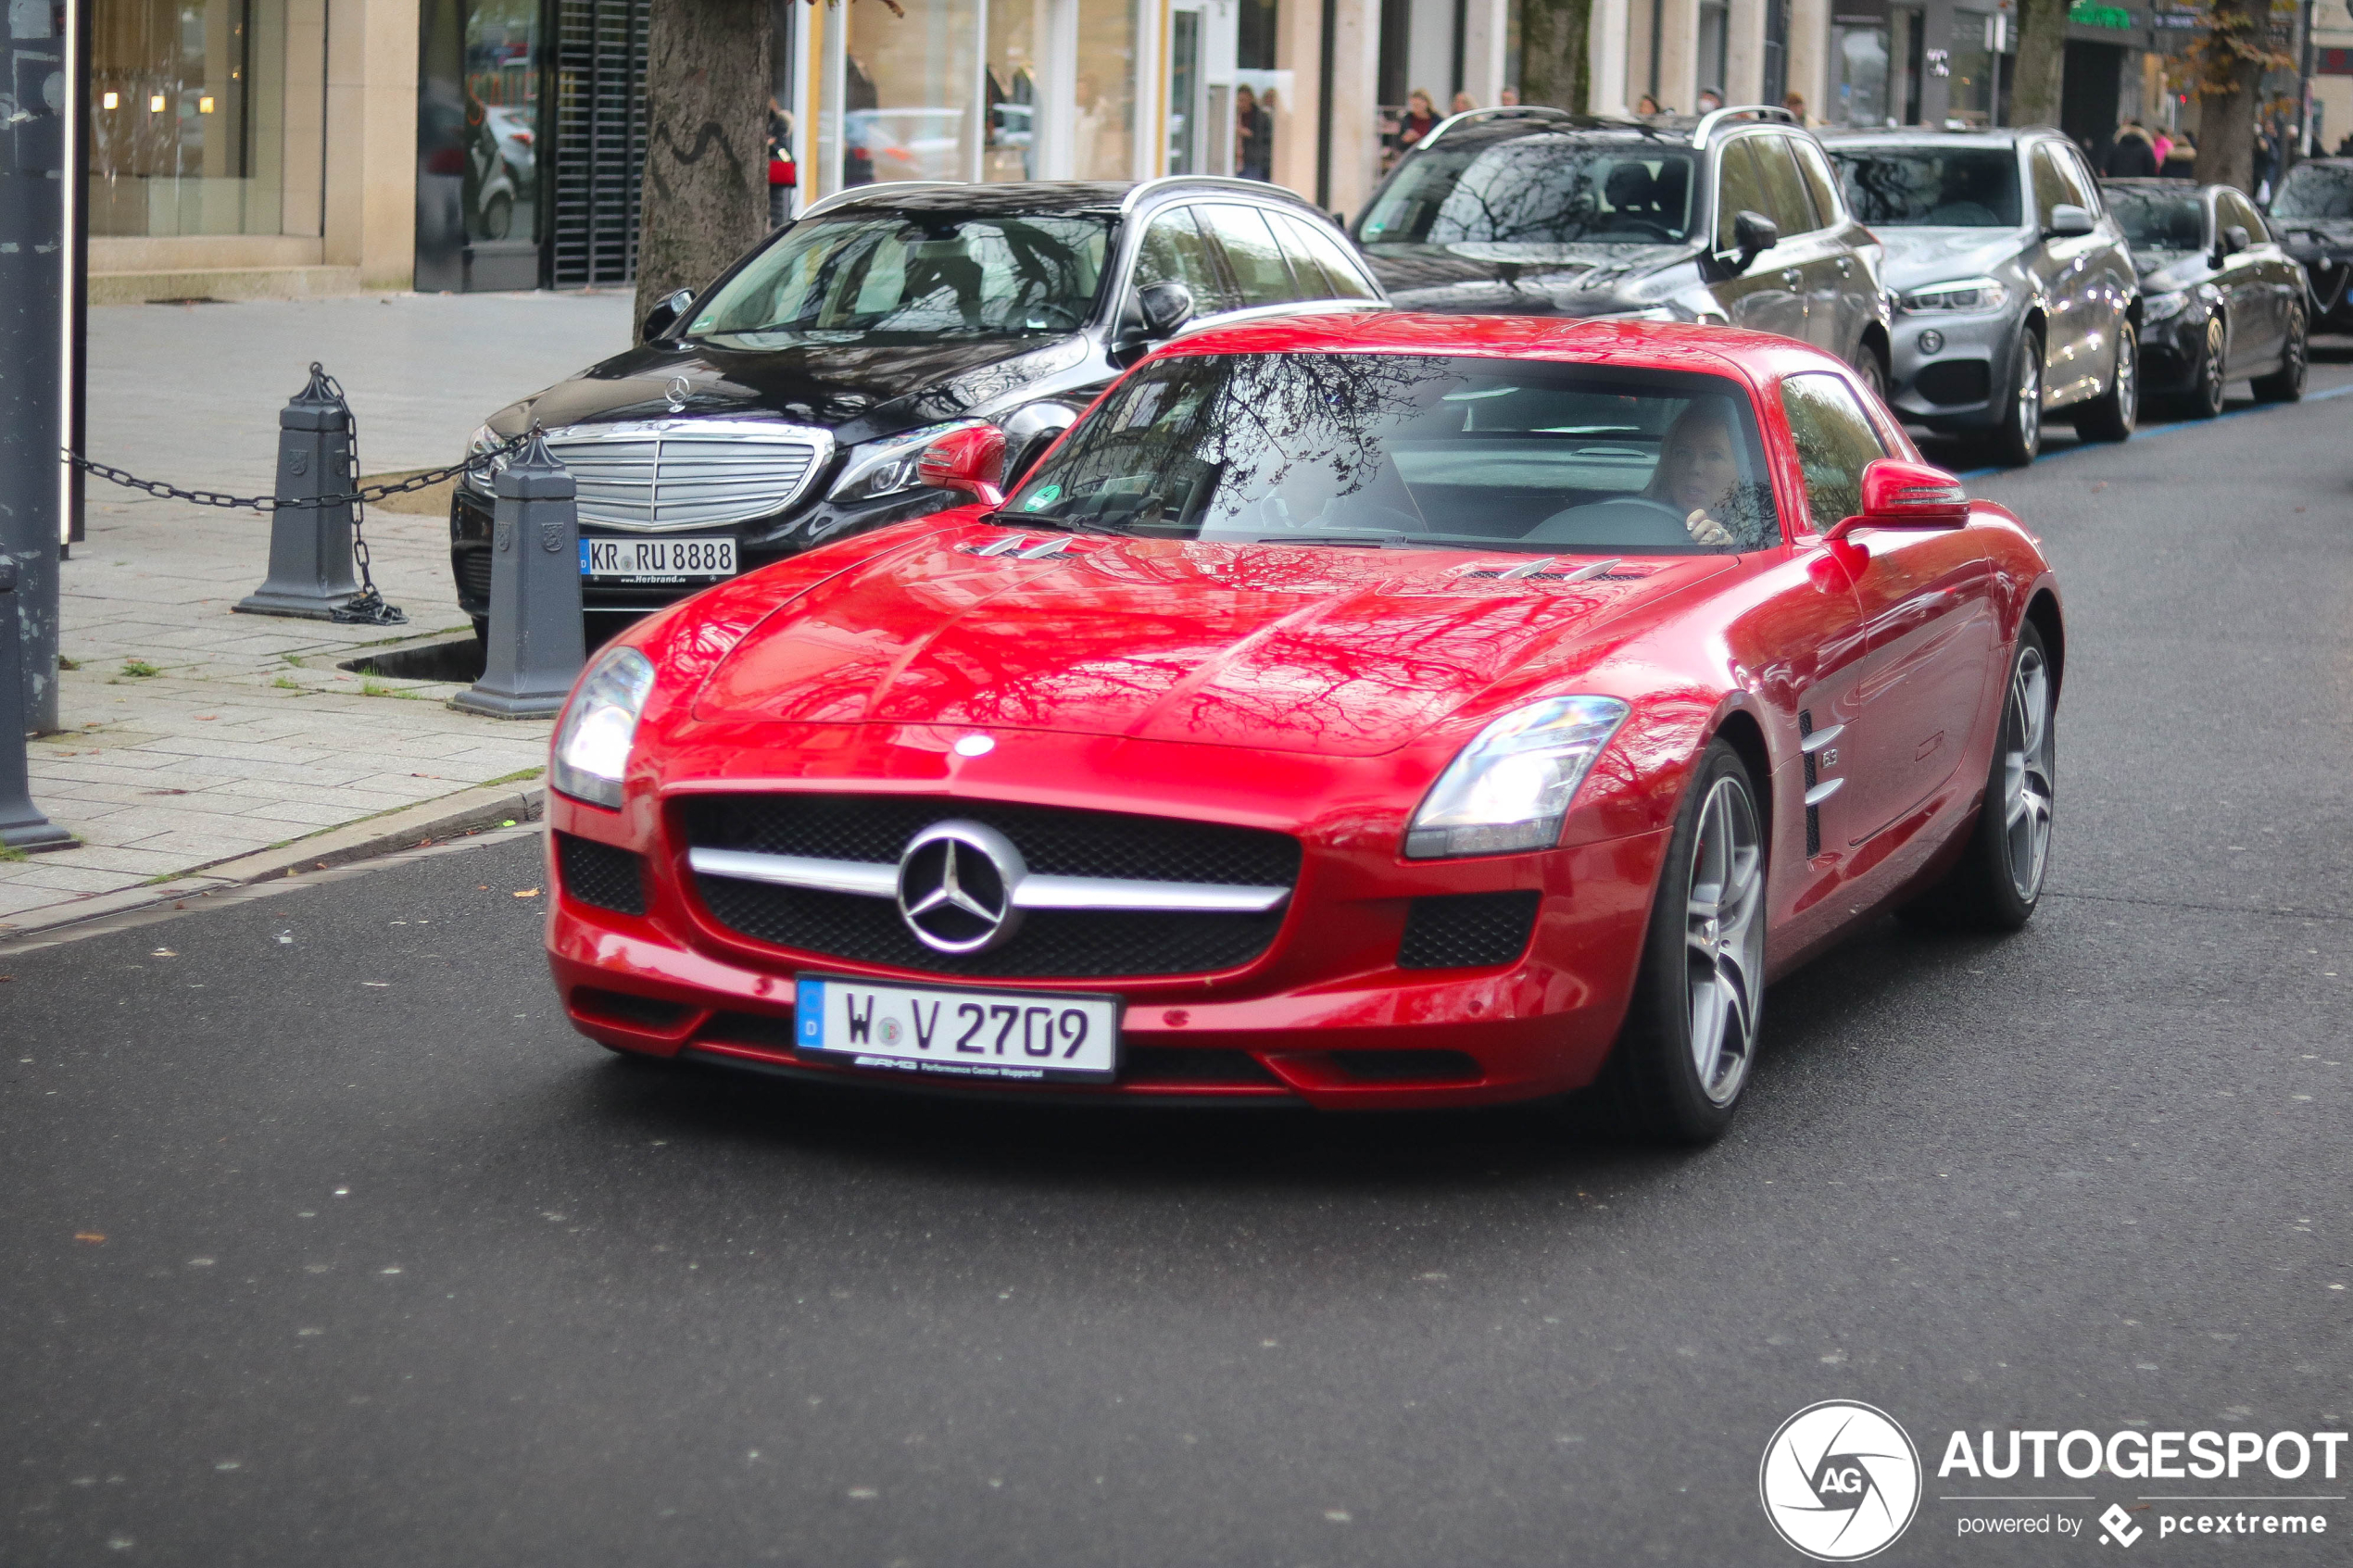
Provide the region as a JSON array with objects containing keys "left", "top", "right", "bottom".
[
  {"left": 2008, "top": 0, "right": 2070, "bottom": 129},
  {"left": 2192, "top": 0, "right": 2274, "bottom": 194},
  {"left": 635, "top": 0, "right": 773, "bottom": 327},
  {"left": 1519, "top": 0, "right": 1593, "bottom": 113}
]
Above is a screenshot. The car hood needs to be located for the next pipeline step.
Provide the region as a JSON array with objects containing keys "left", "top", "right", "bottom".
[
  {"left": 2274, "top": 215, "right": 2353, "bottom": 245},
  {"left": 2133, "top": 248, "right": 2208, "bottom": 289},
  {"left": 1359, "top": 241, "right": 1695, "bottom": 317},
  {"left": 491, "top": 334, "right": 1089, "bottom": 445},
  {"left": 689, "top": 523, "right": 1732, "bottom": 756},
  {"left": 1870, "top": 226, "right": 2025, "bottom": 293}
]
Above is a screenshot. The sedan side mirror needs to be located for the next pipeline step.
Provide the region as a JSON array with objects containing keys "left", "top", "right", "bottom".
[
  {"left": 1825, "top": 458, "right": 1972, "bottom": 539},
  {"left": 2046, "top": 204, "right": 2095, "bottom": 239},
  {"left": 1137, "top": 280, "right": 1196, "bottom": 341},
  {"left": 2220, "top": 223, "right": 2251, "bottom": 258},
  {"left": 1730, "top": 209, "right": 1779, "bottom": 272},
  {"left": 640, "top": 288, "right": 697, "bottom": 342}
]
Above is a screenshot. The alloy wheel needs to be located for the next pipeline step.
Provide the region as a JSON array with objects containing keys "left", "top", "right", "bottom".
[
  {"left": 1684, "top": 774, "right": 1766, "bottom": 1108},
  {"left": 2000, "top": 646, "right": 2056, "bottom": 904},
  {"left": 2015, "top": 345, "right": 2042, "bottom": 456},
  {"left": 2199, "top": 318, "right": 2226, "bottom": 414},
  {"left": 2112, "top": 326, "right": 2138, "bottom": 431}
]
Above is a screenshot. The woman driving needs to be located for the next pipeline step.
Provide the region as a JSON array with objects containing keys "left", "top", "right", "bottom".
[{"left": 1648, "top": 400, "right": 1748, "bottom": 546}]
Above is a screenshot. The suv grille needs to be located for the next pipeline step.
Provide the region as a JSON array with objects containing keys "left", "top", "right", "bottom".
[
  {"left": 544, "top": 422, "right": 826, "bottom": 531},
  {"left": 681, "top": 795, "right": 1302, "bottom": 979}
]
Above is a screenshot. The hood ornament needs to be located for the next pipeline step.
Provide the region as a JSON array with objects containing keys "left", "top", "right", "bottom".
[{"left": 663, "top": 375, "right": 690, "bottom": 413}]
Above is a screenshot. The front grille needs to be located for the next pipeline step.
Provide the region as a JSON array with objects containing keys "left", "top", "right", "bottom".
[
  {"left": 544, "top": 424, "right": 826, "bottom": 531},
  {"left": 1396, "top": 890, "right": 1541, "bottom": 970},
  {"left": 557, "top": 833, "right": 648, "bottom": 916},
  {"left": 1915, "top": 359, "right": 1993, "bottom": 407}
]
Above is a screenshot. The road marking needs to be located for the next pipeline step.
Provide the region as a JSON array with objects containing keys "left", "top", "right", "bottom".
[{"left": 1957, "top": 380, "right": 2353, "bottom": 481}]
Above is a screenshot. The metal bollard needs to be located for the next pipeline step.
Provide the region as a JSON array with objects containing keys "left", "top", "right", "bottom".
[
  {"left": 448, "top": 429, "right": 585, "bottom": 720},
  {"left": 234, "top": 364, "right": 362, "bottom": 620},
  {"left": 0, "top": 560, "right": 75, "bottom": 853}
]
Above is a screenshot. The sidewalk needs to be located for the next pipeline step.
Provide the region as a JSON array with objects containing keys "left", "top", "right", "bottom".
[{"left": 2, "top": 290, "right": 639, "bottom": 934}]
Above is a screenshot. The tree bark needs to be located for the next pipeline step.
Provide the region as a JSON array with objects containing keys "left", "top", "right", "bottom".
[
  {"left": 1519, "top": 0, "right": 1593, "bottom": 114},
  {"left": 2008, "top": 0, "right": 2070, "bottom": 129},
  {"left": 635, "top": 0, "right": 774, "bottom": 327},
  {"left": 2190, "top": 0, "right": 2277, "bottom": 194}
]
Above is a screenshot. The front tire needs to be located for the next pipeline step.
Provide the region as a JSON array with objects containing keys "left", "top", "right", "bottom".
[
  {"left": 2073, "top": 319, "right": 2137, "bottom": 442},
  {"left": 1601, "top": 741, "right": 1768, "bottom": 1143},
  {"left": 1900, "top": 622, "right": 2057, "bottom": 931},
  {"left": 2251, "top": 304, "right": 2307, "bottom": 402},
  {"left": 1850, "top": 341, "right": 1889, "bottom": 405},
  {"left": 2182, "top": 314, "right": 2228, "bottom": 419},
  {"left": 1988, "top": 328, "right": 2044, "bottom": 468}
]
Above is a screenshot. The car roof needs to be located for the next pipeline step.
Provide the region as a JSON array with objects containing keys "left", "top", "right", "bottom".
[
  {"left": 1147, "top": 309, "right": 1851, "bottom": 394},
  {"left": 1819, "top": 127, "right": 2060, "bottom": 149},
  {"left": 801, "top": 178, "right": 1329, "bottom": 221}
]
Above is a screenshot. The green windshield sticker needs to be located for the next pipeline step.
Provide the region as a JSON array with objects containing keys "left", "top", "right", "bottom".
[{"left": 1024, "top": 484, "right": 1062, "bottom": 510}]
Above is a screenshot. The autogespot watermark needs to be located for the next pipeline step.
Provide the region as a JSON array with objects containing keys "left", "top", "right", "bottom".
[{"left": 1761, "top": 1405, "right": 2347, "bottom": 1557}]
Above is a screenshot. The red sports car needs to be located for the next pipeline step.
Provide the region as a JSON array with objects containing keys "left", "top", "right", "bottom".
[{"left": 543, "top": 313, "right": 2062, "bottom": 1141}]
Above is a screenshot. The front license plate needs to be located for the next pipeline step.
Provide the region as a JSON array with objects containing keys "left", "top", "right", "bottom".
[
  {"left": 793, "top": 974, "right": 1121, "bottom": 1084},
  {"left": 579, "top": 534, "right": 736, "bottom": 580}
]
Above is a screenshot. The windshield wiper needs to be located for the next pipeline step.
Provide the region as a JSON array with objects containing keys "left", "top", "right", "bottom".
[
  {"left": 1240, "top": 533, "right": 1457, "bottom": 549},
  {"left": 978, "top": 509, "right": 1128, "bottom": 536}
]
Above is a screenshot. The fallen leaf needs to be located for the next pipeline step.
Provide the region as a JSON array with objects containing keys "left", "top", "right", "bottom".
[
  {"left": 151, "top": 947, "right": 177, "bottom": 959},
  {"left": 74, "top": 1232, "right": 105, "bottom": 1243},
  {"left": 513, "top": 888, "right": 540, "bottom": 898},
  {"left": 195, "top": 714, "right": 218, "bottom": 721}
]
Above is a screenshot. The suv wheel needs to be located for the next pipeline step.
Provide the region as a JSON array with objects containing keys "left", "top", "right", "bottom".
[
  {"left": 1850, "top": 344, "right": 1888, "bottom": 403},
  {"left": 1988, "top": 329, "right": 2043, "bottom": 468}
]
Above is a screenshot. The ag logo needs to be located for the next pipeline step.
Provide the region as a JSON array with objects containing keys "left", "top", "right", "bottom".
[{"left": 1759, "top": 1400, "right": 1921, "bottom": 1561}]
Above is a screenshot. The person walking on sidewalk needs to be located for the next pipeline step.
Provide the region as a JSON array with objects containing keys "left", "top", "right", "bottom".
[{"left": 2105, "top": 120, "right": 2158, "bottom": 178}]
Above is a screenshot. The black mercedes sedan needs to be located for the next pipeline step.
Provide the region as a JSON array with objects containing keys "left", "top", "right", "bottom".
[
  {"left": 2102, "top": 179, "right": 2309, "bottom": 418},
  {"left": 1346, "top": 105, "right": 1894, "bottom": 392},
  {"left": 451, "top": 178, "right": 1384, "bottom": 634}
]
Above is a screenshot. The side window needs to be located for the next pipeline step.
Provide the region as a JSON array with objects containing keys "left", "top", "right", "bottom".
[
  {"left": 1135, "top": 206, "right": 1238, "bottom": 317},
  {"left": 1272, "top": 210, "right": 1380, "bottom": 301},
  {"left": 1791, "top": 136, "right": 1844, "bottom": 227},
  {"left": 1198, "top": 205, "right": 1304, "bottom": 307},
  {"left": 2029, "top": 146, "right": 2069, "bottom": 229},
  {"left": 1780, "top": 372, "right": 1889, "bottom": 531},
  {"left": 1755, "top": 134, "right": 1822, "bottom": 236},
  {"left": 2221, "top": 190, "right": 2268, "bottom": 243},
  {"left": 2054, "top": 145, "right": 2100, "bottom": 214},
  {"left": 1715, "top": 138, "right": 1773, "bottom": 250}
]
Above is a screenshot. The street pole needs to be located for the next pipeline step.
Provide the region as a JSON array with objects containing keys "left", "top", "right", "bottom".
[{"left": 2, "top": 0, "right": 70, "bottom": 738}]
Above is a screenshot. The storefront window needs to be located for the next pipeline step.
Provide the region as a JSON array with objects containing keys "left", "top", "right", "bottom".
[
  {"left": 844, "top": 0, "right": 980, "bottom": 186},
  {"left": 416, "top": 0, "right": 545, "bottom": 288},
  {"left": 982, "top": 0, "right": 1042, "bottom": 182},
  {"left": 91, "top": 0, "right": 320, "bottom": 236},
  {"left": 1072, "top": 0, "right": 1137, "bottom": 180},
  {"left": 1946, "top": 8, "right": 2012, "bottom": 127},
  {"left": 1836, "top": 25, "right": 1890, "bottom": 125}
]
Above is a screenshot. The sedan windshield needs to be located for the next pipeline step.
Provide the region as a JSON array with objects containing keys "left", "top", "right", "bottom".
[
  {"left": 1831, "top": 147, "right": 2022, "bottom": 227},
  {"left": 1003, "top": 353, "right": 1780, "bottom": 554},
  {"left": 2105, "top": 186, "right": 2204, "bottom": 250},
  {"left": 686, "top": 212, "right": 1110, "bottom": 345},
  {"left": 1357, "top": 136, "right": 1701, "bottom": 250},
  {"left": 2271, "top": 162, "right": 2353, "bottom": 220}
]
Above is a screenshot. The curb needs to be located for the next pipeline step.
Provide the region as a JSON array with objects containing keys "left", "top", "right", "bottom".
[{"left": 0, "top": 780, "right": 546, "bottom": 941}]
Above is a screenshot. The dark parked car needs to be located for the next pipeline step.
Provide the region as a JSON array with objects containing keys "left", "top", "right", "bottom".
[
  {"left": 2103, "top": 179, "right": 2308, "bottom": 417},
  {"left": 2266, "top": 157, "right": 2353, "bottom": 332},
  {"left": 1826, "top": 128, "right": 2142, "bottom": 466},
  {"left": 451, "top": 178, "right": 1385, "bottom": 634},
  {"left": 1348, "top": 106, "right": 1894, "bottom": 391}
]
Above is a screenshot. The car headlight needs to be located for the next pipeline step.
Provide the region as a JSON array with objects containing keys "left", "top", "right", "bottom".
[
  {"left": 828, "top": 420, "right": 986, "bottom": 505},
  {"left": 1900, "top": 277, "right": 2009, "bottom": 314},
  {"left": 2141, "top": 289, "right": 2189, "bottom": 322},
  {"left": 1405, "top": 696, "right": 1630, "bottom": 859},
  {"left": 549, "top": 646, "right": 656, "bottom": 809},
  {"left": 463, "top": 423, "right": 506, "bottom": 496}
]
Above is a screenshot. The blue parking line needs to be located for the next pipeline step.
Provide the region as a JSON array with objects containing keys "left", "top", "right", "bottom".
[{"left": 1954, "top": 380, "right": 2353, "bottom": 482}]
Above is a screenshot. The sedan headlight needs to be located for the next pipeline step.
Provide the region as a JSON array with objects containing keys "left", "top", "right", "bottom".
[
  {"left": 1406, "top": 696, "right": 1630, "bottom": 859},
  {"left": 828, "top": 420, "right": 986, "bottom": 505},
  {"left": 1900, "top": 277, "right": 2010, "bottom": 314},
  {"left": 550, "top": 646, "right": 656, "bottom": 809},
  {"left": 2141, "top": 289, "right": 2190, "bottom": 322},
  {"left": 463, "top": 423, "right": 506, "bottom": 495}
]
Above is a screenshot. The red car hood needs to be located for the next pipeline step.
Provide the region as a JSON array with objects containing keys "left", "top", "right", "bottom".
[{"left": 691, "top": 525, "right": 1731, "bottom": 757}]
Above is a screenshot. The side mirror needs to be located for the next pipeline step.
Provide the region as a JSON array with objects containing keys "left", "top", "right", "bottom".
[
  {"left": 1136, "top": 280, "right": 1196, "bottom": 341},
  {"left": 639, "top": 288, "right": 697, "bottom": 342},
  {"left": 2046, "top": 204, "right": 2095, "bottom": 239},
  {"left": 914, "top": 423, "right": 1008, "bottom": 508},
  {"left": 1731, "top": 209, "right": 1779, "bottom": 271},
  {"left": 2221, "top": 223, "right": 2251, "bottom": 257},
  {"left": 1826, "top": 458, "right": 1972, "bottom": 539}
]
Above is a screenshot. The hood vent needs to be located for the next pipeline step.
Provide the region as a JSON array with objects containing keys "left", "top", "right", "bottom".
[{"left": 1456, "top": 557, "right": 1649, "bottom": 583}]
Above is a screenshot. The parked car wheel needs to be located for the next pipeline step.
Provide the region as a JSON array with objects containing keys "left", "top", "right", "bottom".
[
  {"left": 2251, "top": 304, "right": 2307, "bottom": 403},
  {"left": 1598, "top": 740, "right": 1767, "bottom": 1144},
  {"left": 1900, "top": 622, "right": 2055, "bottom": 932},
  {"left": 1850, "top": 342, "right": 1889, "bottom": 404},
  {"left": 1989, "top": 329, "right": 2043, "bottom": 468},
  {"left": 2073, "top": 320, "right": 2137, "bottom": 442},
  {"left": 482, "top": 192, "right": 513, "bottom": 242},
  {"left": 2183, "top": 315, "right": 2228, "bottom": 419}
]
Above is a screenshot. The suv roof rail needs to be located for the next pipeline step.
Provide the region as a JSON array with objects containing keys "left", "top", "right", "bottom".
[
  {"left": 1421, "top": 104, "right": 1581, "bottom": 149},
  {"left": 1691, "top": 104, "right": 1800, "bottom": 147},
  {"left": 794, "top": 182, "right": 969, "bottom": 220},
  {"left": 1117, "top": 175, "right": 1325, "bottom": 214}
]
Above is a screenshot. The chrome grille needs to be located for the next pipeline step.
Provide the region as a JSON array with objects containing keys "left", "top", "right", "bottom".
[{"left": 542, "top": 420, "right": 831, "bottom": 533}]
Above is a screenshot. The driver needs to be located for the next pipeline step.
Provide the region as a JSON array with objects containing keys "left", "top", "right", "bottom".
[{"left": 1648, "top": 400, "right": 1747, "bottom": 546}]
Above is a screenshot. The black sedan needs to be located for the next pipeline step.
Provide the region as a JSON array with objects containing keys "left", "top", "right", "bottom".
[
  {"left": 451, "top": 179, "right": 1384, "bottom": 636},
  {"left": 2267, "top": 158, "right": 2353, "bottom": 332},
  {"left": 2103, "top": 179, "right": 2309, "bottom": 417}
]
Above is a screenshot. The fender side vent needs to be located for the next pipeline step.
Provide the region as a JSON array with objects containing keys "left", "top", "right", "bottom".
[{"left": 1799, "top": 710, "right": 1821, "bottom": 859}]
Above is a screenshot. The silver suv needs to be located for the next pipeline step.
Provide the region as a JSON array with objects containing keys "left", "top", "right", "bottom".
[{"left": 1824, "top": 128, "right": 2141, "bottom": 466}]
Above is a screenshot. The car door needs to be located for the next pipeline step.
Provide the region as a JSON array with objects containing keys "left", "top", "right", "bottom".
[
  {"left": 2216, "top": 188, "right": 2284, "bottom": 369},
  {"left": 2055, "top": 143, "right": 2135, "bottom": 395},
  {"left": 1710, "top": 135, "right": 1809, "bottom": 341},
  {"left": 2028, "top": 142, "right": 2100, "bottom": 404},
  {"left": 1789, "top": 132, "right": 1875, "bottom": 359},
  {"left": 1752, "top": 132, "right": 1845, "bottom": 353},
  {"left": 1780, "top": 370, "right": 2000, "bottom": 860}
]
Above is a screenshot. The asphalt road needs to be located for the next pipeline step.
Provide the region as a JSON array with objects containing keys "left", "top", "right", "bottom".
[{"left": 6, "top": 360, "right": 2351, "bottom": 1567}]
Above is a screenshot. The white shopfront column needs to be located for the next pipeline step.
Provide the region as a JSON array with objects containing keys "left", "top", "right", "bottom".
[
  {"left": 1461, "top": 0, "right": 1509, "bottom": 107},
  {"left": 1591, "top": 0, "right": 1633, "bottom": 112}
]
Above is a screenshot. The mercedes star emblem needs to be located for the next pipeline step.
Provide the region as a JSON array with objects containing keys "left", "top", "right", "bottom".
[
  {"left": 896, "top": 820, "right": 1026, "bottom": 954},
  {"left": 663, "top": 374, "right": 690, "bottom": 412}
]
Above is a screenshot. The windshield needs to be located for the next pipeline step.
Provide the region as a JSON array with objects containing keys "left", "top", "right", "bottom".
[
  {"left": 1831, "top": 147, "right": 2022, "bottom": 227},
  {"left": 2271, "top": 163, "right": 2353, "bottom": 220},
  {"left": 2105, "top": 186, "right": 2204, "bottom": 250},
  {"left": 1003, "top": 353, "right": 1780, "bottom": 555},
  {"left": 1357, "top": 136, "right": 1701, "bottom": 250},
  {"left": 686, "top": 212, "right": 1110, "bottom": 345}
]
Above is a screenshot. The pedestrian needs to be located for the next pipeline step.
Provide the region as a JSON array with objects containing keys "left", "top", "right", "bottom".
[
  {"left": 1636, "top": 93, "right": 1663, "bottom": 116},
  {"left": 1783, "top": 91, "right": 1811, "bottom": 126},
  {"left": 1452, "top": 90, "right": 1477, "bottom": 113},
  {"left": 2337, "top": 130, "right": 2353, "bottom": 157},
  {"left": 1396, "top": 88, "right": 1440, "bottom": 157},
  {"left": 766, "top": 98, "right": 795, "bottom": 230},
  {"left": 1697, "top": 87, "right": 1725, "bottom": 113},
  {"left": 1500, "top": 85, "right": 1520, "bottom": 106},
  {"left": 1235, "top": 84, "right": 1273, "bottom": 182},
  {"left": 2103, "top": 119, "right": 2158, "bottom": 178},
  {"left": 2161, "top": 127, "right": 2196, "bottom": 180},
  {"left": 2151, "top": 127, "right": 2171, "bottom": 168}
]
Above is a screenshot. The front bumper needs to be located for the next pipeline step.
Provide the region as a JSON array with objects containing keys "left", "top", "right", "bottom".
[
  {"left": 542, "top": 739, "right": 1669, "bottom": 1112},
  {"left": 2134, "top": 297, "right": 2219, "bottom": 394},
  {"left": 2279, "top": 242, "right": 2353, "bottom": 325},
  {"left": 1885, "top": 308, "right": 2017, "bottom": 429}
]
